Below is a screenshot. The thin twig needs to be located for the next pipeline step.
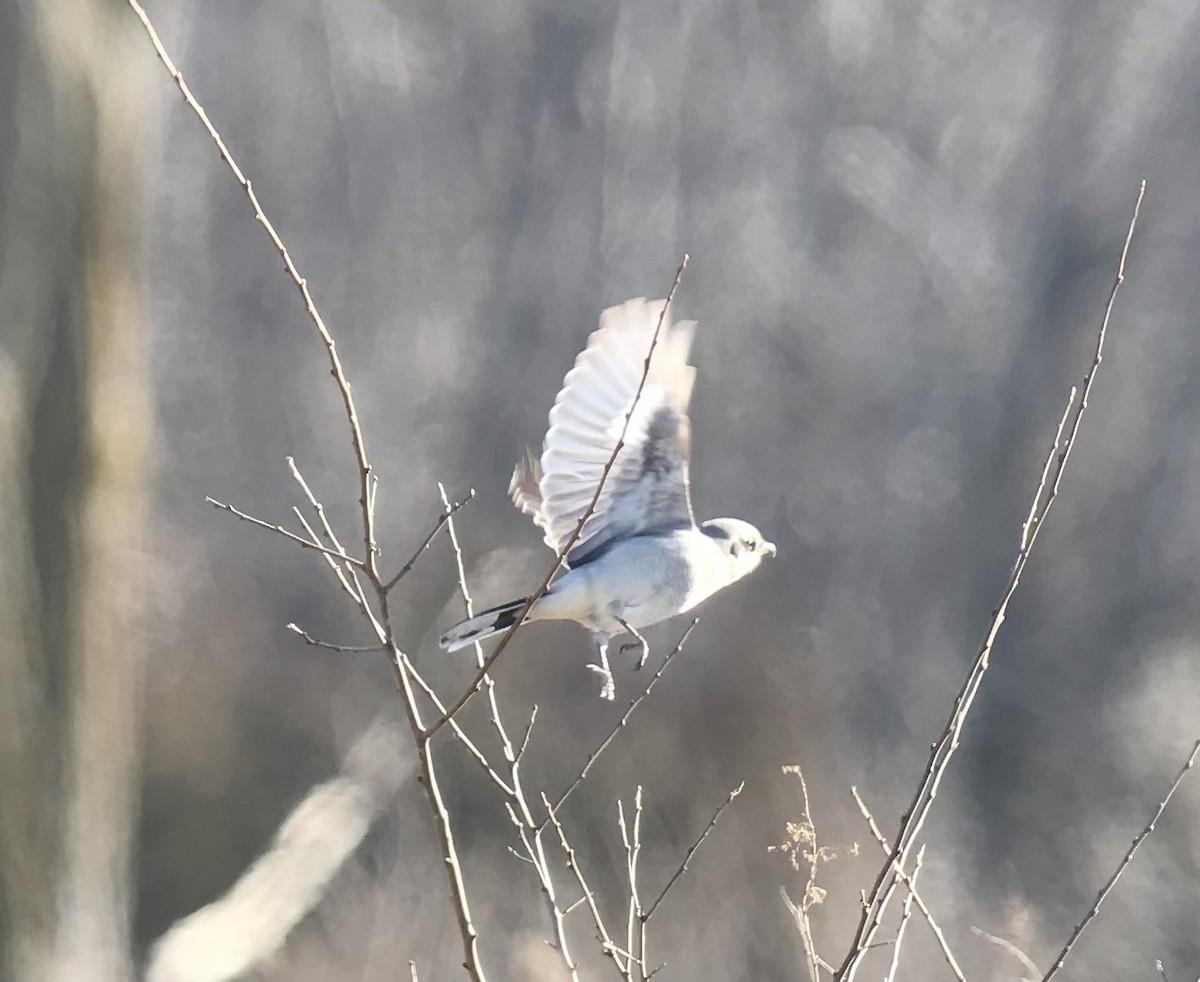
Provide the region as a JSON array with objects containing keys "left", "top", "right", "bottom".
[
  {"left": 291, "top": 505, "right": 377, "bottom": 624},
  {"left": 1041, "top": 738, "right": 1200, "bottom": 981},
  {"left": 383, "top": 641, "right": 515, "bottom": 797},
  {"left": 882, "top": 845, "right": 924, "bottom": 982},
  {"left": 287, "top": 457, "right": 380, "bottom": 631},
  {"left": 835, "top": 180, "right": 1146, "bottom": 981},
  {"left": 439, "top": 481, "right": 513, "bottom": 758},
  {"left": 542, "top": 793, "right": 632, "bottom": 981},
  {"left": 618, "top": 790, "right": 647, "bottom": 980},
  {"left": 540, "top": 620, "right": 697, "bottom": 829},
  {"left": 384, "top": 488, "right": 476, "bottom": 592},
  {"left": 285, "top": 623, "right": 384, "bottom": 654},
  {"left": 643, "top": 782, "right": 744, "bottom": 922},
  {"left": 970, "top": 926, "right": 1040, "bottom": 980},
  {"left": 780, "top": 888, "right": 836, "bottom": 979},
  {"left": 425, "top": 257, "right": 690, "bottom": 737},
  {"left": 205, "top": 497, "right": 363, "bottom": 566},
  {"left": 851, "top": 788, "right": 967, "bottom": 982},
  {"left": 517, "top": 706, "right": 538, "bottom": 763}
]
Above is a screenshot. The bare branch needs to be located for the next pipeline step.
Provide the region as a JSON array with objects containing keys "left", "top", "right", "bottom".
[
  {"left": 618, "top": 790, "right": 647, "bottom": 980},
  {"left": 851, "top": 788, "right": 967, "bottom": 982},
  {"left": 644, "top": 782, "right": 743, "bottom": 922},
  {"left": 517, "top": 706, "right": 538, "bottom": 763},
  {"left": 285, "top": 623, "right": 384, "bottom": 654},
  {"left": 385, "top": 488, "right": 476, "bottom": 592},
  {"left": 835, "top": 180, "right": 1147, "bottom": 981},
  {"left": 541, "top": 620, "right": 698, "bottom": 827},
  {"left": 388, "top": 645, "right": 515, "bottom": 798},
  {"left": 287, "top": 457, "right": 380, "bottom": 633},
  {"left": 882, "top": 845, "right": 924, "bottom": 982},
  {"left": 205, "top": 497, "right": 363, "bottom": 566},
  {"left": 542, "top": 793, "right": 632, "bottom": 981},
  {"left": 780, "top": 888, "right": 836, "bottom": 980},
  {"left": 425, "top": 256, "right": 690, "bottom": 737},
  {"left": 291, "top": 505, "right": 378, "bottom": 625},
  {"left": 1041, "top": 738, "right": 1200, "bottom": 981}
]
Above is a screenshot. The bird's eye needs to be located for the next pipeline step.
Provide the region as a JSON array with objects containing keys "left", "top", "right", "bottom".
[{"left": 744, "top": 539, "right": 757, "bottom": 552}]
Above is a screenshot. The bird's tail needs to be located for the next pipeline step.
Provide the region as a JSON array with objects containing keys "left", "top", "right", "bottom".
[{"left": 439, "top": 598, "right": 531, "bottom": 652}]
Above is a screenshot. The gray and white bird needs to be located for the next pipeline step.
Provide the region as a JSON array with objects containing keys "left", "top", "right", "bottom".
[{"left": 439, "top": 297, "right": 775, "bottom": 698}]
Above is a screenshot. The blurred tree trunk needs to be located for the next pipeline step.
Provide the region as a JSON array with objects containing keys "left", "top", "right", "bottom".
[{"left": 0, "top": 1, "right": 151, "bottom": 980}]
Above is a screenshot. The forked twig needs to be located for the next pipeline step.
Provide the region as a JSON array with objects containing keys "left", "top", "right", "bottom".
[
  {"left": 542, "top": 793, "right": 632, "bottom": 981},
  {"left": 287, "top": 457, "right": 384, "bottom": 636},
  {"left": 1041, "top": 739, "right": 1200, "bottom": 981},
  {"left": 835, "top": 181, "right": 1147, "bottom": 981},
  {"left": 851, "top": 788, "right": 967, "bottom": 982},
  {"left": 540, "top": 620, "right": 698, "bottom": 828},
  {"left": 285, "top": 623, "right": 384, "bottom": 654},
  {"left": 618, "top": 790, "right": 648, "bottom": 979},
  {"left": 643, "top": 782, "right": 744, "bottom": 922},
  {"left": 882, "top": 846, "right": 924, "bottom": 982},
  {"left": 425, "top": 256, "right": 690, "bottom": 737},
  {"left": 385, "top": 488, "right": 476, "bottom": 592},
  {"left": 205, "top": 497, "right": 363, "bottom": 566}
]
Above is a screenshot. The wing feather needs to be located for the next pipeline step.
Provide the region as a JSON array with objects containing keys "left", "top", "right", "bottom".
[{"left": 509, "top": 297, "right": 698, "bottom": 566}]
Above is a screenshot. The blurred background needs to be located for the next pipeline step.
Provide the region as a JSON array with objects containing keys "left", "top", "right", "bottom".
[{"left": 1, "top": 0, "right": 1197, "bottom": 979}]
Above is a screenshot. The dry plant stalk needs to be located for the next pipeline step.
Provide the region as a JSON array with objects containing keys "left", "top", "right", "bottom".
[
  {"left": 834, "top": 181, "right": 1147, "bottom": 981},
  {"left": 773, "top": 766, "right": 858, "bottom": 980}
]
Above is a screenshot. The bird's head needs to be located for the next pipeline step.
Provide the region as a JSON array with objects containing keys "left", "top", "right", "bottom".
[{"left": 701, "top": 518, "right": 776, "bottom": 581}]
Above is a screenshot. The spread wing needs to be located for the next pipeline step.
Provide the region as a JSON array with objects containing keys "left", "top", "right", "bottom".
[{"left": 509, "top": 297, "right": 698, "bottom": 568}]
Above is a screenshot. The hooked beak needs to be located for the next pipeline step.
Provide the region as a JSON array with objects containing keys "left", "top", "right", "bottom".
[{"left": 763, "top": 540, "right": 777, "bottom": 559}]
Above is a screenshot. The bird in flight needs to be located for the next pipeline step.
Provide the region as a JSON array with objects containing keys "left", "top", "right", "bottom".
[{"left": 440, "top": 297, "right": 775, "bottom": 698}]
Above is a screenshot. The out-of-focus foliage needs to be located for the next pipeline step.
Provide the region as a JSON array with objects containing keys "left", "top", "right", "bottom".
[{"left": 4, "top": 0, "right": 1197, "bottom": 979}]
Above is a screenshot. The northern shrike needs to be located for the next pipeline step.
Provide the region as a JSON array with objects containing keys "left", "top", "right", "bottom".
[{"left": 440, "top": 297, "right": 775, "bottom": 698}]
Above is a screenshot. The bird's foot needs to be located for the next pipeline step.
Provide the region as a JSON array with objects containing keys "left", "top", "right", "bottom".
[
  {"left": 615, "top": 617, "right": 651, "bottom": 671},
  {"left": 586, "top": 662, "right": 616, "bottom": 701},
  {"left": 619, "top": 639, "right": 652, "bottom": 670},
  {"left": 588, "top": 637, "right": 616, "bottom": 700}
]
